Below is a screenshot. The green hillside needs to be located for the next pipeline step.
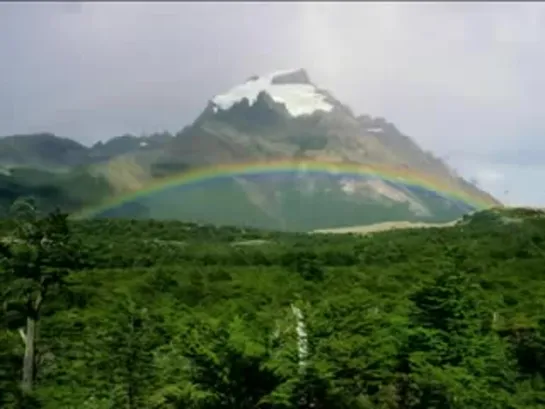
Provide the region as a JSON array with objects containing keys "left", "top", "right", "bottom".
[
  {"left": 89, "top": 173, "right": 474, "bottom": 232},
  {"left": 0, "top": 162, "right": 477, "bottom": 232},
  {"left": 0, "top": 133, "right": 88, "bottom": 170},
  {"left": 1, "top": 207, "right": 545, "bottom": 408},
  {"left": 0, "top": 167, "right": 113, "bottom": 216}
]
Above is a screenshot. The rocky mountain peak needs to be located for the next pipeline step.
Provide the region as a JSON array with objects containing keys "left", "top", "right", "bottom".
[{"left": 210, "top": 69, "right": 333, "bottom": 117}]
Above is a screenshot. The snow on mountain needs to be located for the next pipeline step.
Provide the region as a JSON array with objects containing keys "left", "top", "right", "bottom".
[{"left": 211, "top": 69, "right": 334, "bottom": 117}]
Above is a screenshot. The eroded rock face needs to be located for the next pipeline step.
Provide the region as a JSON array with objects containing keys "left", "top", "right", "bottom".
[{"left": 271, "top": 69, "right": 312, "bottom": 85}]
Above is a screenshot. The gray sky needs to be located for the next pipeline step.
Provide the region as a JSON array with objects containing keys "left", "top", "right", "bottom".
[{"left": 1, "top": 2, "right": 545, "bottom": 205}]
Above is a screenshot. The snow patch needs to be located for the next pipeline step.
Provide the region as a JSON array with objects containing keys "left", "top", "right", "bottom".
[
  {"left": 366, "top": 179, "right": 430, "bottom": 216},
  {"left": 211, "top": 69, "right": 334, "bottom": 117},
  {"left": 366, "top": 179, "right": 409, "bottom": 202},
  {"left": 341, "top": 179, "right": 356, "bottom": 194},
  {"left": 366, "top": 127, "right": 384, "bottom": 133}
]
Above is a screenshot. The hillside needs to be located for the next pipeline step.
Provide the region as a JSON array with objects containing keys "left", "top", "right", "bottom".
[
  {"left": 0, "top": 132, "right": 175, "bottom": 171},
  {"left": 0, "top": 69, "right": 499, "bottom": 230},
  {"left": 0, "top": 133, "right": 89, "bottom": 170},
  {"left": 1, "top": 207, "right": 544, "bottom": 408}
]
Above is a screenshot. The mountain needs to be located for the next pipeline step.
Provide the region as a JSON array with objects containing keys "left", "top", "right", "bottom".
[
  {"left": 0, "top": 132, "right": 172, "bottom": 215},
  {"left": 0, "top": 132, "right": 175, "bottom": 171},
  {"left": 88, "top": 132, "right": 174, "bottom": 162},
  {"left": 0, "top": 69, "right": 500, "bottom": 230},
  {"left": 0, "top": 133, "right": 89, "bottom": 170}
]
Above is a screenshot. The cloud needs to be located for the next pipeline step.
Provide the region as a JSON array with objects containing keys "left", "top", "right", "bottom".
[
  {"left": 475, "top": 168, "right": 505, "bottom": 185},
  {"left": 292, "top": 3, "right": 545, "bottom": 154},
  {"left": 1, "top": 2, "right": 545, "bottom": 204}
]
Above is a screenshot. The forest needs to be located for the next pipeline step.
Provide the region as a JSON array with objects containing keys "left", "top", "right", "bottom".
[{"left": 1, "top": 200, "right": 545, "bottom": 409}]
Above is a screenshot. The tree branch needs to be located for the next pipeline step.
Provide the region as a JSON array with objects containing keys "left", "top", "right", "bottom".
[
  {"left": 34, "top": 291, "right": 44, "bottom": 314},
  {"left": 19, "top": 327, "right": 27, "bottom": 345}
]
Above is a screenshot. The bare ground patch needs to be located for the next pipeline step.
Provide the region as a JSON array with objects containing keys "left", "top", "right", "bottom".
[{"left": 313, "top": 220, "right": 458, "bottom": 235}]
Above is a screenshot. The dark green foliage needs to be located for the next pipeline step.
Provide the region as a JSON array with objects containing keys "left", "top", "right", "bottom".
[
  {"left": 0, "top": 208, "right": 545, "bottom": 408},
  {"left": 282, "top": 251, "right": 325, "bottom": 281},
  {"left": 0, "top": 199, "right": 85, "bottom": 403}
]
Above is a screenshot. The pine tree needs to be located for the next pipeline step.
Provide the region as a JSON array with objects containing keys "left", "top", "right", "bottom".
[
  {"left": 0, "top": 198, "right": 82, "bottom": 397},
  {"left": 404, "top": 265, "right": 516, "bottom": 409}
]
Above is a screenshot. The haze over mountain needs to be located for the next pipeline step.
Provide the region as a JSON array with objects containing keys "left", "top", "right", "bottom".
[{"left": 0, "top": 68, "right": 498, "bottom": 231}]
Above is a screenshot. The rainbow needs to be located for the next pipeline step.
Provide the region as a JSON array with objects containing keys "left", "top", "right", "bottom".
[{"left": 73, "top": 159, "right": 498, "bottom": 219}]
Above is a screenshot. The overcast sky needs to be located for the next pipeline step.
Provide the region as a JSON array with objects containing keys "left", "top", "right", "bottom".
[{"left": 1, "top": 2, "right": 545, "bottom": 205}]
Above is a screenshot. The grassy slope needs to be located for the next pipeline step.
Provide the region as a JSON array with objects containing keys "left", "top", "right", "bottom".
[
  {"left": 90, "top": 168, "right": 477, "bottom": 231},
  {"left": 0, "top": 160, "right": 480, "bottom": 231}
]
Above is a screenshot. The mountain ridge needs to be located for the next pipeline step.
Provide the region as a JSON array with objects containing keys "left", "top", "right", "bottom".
[{"left": 0, "top": 69, "right": 500, "bottom": 230}]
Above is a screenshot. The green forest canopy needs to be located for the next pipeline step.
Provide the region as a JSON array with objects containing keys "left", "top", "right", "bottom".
[{"left": 1, "top": 206, "right": 545, "bottom": 408}]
